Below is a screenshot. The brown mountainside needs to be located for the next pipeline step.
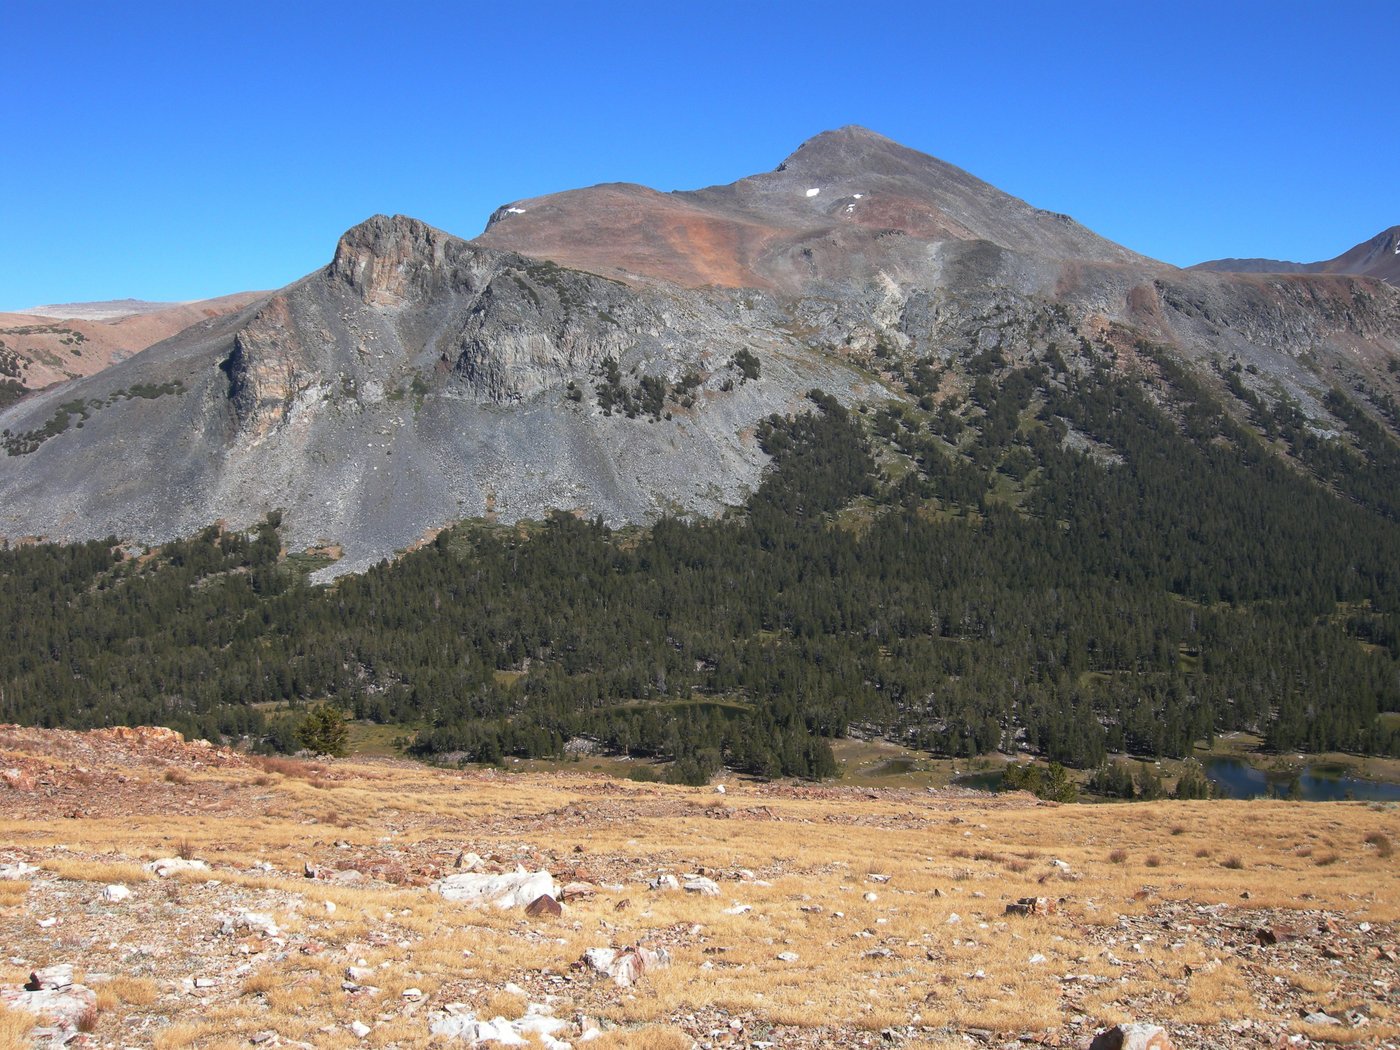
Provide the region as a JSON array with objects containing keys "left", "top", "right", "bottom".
[{"left": 0, "top": 292, "right": 267, "bottom": 406}]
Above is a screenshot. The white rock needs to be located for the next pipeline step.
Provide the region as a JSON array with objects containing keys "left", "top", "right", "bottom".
[
  {"left": 683, "top": 877, "right": 720, "bottom": 897},
  {"left": 220, "top": 910, "right": 280, "bottom": 937},
  {"left": 145, "top": 857, "right": 209, "bottom": 878},
  {"left": 648, "top": 873, "right": 680, "bottom": 892},
  {"left": 946, "top": 913, "right": 961, "bottom": 924},
  {"left": 776, "top": 951, "right": 800, "bottom": 962},
  {"left": 429, "top": 1001, "right": 572, "bottom": 1047},
  {"left": 0, "top": 862, "right": 40, "bottom": 880},
  {"left": 349, "top": 1019, "right": 371, "bottom": 1038},
  {"left": 433, "top": 868, "right": 559, "bottom": 910},
  {"left": 723, "top": 904, "right": 753, "bottom": 915},
  {"left": 580, "top": 945, "right": 669, "bottom": 988},
  {"left": 863, "top": 892, "right": 878, "bottom": 902},
  {"left": 714, "top": 784, "right": 726, "bottom": 794},
  {"left": 0, "top": 983, "right": 98, "bottom": 1040},
  {"left": 102, "top": 884, "right": 131, "bottom": 902}
]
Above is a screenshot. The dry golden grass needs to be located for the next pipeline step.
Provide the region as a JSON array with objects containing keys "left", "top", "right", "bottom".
[
  {"left": 0, "top": 749, "right": 1396, "bottom": 1049},
  {"left": 0, "top": 1006, "right": 36, "bottom": 1050},
  {"left": 95, "top": 976, "right": 159, "bottom": 1010}
]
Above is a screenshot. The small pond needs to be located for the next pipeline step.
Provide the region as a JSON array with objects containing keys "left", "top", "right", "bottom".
[
  {"left": 953, "top": 770, "right": 1004, "bottom": 791},
  {"left": 1204, "top": 756, "right": 1400, "bottom": 802}
]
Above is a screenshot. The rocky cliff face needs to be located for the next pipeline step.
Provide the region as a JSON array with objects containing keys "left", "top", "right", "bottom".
[{"left": 2, "top": 129, "right": 1397, "bottom": 573}]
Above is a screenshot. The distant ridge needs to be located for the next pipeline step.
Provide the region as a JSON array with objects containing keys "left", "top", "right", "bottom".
[{"left": 1194, "top": 225, "right": 1400, "bottom": 286}]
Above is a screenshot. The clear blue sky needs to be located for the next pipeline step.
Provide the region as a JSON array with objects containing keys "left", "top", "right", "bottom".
[{"left": 2, "top": 0, "right": 1395, "bottom": 310}]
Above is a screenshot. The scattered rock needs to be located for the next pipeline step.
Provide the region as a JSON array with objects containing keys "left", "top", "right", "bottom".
[
  {"left": 101, "top": 884, "right": 130, "bottom": 902},
  {"left": 776, "top": 951, "right": 800, "bottom": 962},
  {"left": 220, "top": 910, "right": 281, "bottom": 937},
  {"left": 648, "top": 873, "right": 680, "bottom": 892},
  {"left": 1006, "top": 896, "right": 1057, "bottom": 917},
  {"left": 1088, "top": 1023, "right": 1174, "bottom": 1050},
  {"left": 1303, "top": 1011, "right": 1341, "bottom": 1026},
  {"left": 0, "top": 861, "right": 40, "bottom": 879},
  {"left": 560, "top": 881, "right": 596, "bottom": 901},
  {"left": 2, "top": 768, "right": 36, "bottom": 792}
]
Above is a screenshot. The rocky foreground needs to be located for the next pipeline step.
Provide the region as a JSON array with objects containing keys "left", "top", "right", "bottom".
[{"left": 1, "top": 726, "right": 1398, "bottom": 1049}]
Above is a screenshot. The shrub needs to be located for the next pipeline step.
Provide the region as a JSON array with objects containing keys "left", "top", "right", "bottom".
[{"left": 295, "top": 705, "right": 349, "bottom": 757}]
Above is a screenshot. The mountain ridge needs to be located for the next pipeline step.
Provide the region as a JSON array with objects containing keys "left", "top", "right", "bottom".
[
  {"left": 1193, "top": 224, "right": 1400, "bottom": 286},
  {"left": 2, "top": 128, "right": 1398, "bottom": 576}
]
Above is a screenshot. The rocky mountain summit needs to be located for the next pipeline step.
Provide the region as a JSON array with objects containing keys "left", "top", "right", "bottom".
[{"left": 1, "top": 127, "right": 1397, "bottom": 572}]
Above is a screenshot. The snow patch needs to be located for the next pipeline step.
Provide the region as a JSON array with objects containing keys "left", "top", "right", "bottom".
[
  {"left": 805, "top": 188, "right": 821, "bottom": 197},
  {"left": 506, "top": 207, "right": 527, "bottom": 215},
  {"left": 853, "top": 193, "right": 864, "bottom": 199}
]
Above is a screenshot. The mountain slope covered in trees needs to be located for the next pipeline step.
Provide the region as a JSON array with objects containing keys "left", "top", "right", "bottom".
[{"left": 5, "top": 334, "right": 1399, "bottom": 776}]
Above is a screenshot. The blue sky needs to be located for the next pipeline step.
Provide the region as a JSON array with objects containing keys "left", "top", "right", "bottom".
[{"left": 2, "top": 0, "right": 1395, "bottom": 309}]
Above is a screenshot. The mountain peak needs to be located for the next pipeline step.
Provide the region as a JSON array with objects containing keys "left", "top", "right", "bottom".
[
  {"left": 775, "top": 125, "right": 923, "bottom": 179},
  {"left": 329, "top": 214, "right": 464, "bottom": 305}
]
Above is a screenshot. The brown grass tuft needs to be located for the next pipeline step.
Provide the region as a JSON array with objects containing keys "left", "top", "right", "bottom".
[
  {"left": 1366, "top": 831, "right": 1393, "bottom": 858},
  {"left": 1221, "top": 855, "right": 1245, "bottom": 869},
  {"left": 1108, "top": 848, "right": 1128, "bottom": 864},
  {"left": 0, "top": 1004, "right": 38, "bottom": 1049},
  {"left": 1144, "top": 854, "right": 1163, "bottom": 868}
]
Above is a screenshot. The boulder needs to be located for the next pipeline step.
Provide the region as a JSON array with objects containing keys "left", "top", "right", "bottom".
[
  {"left": 0, "top": 861, "right": 41, "bottom": 879},
  {"left": 683, "top": 876, "right": 720, "bottom": 897},
  {"left": 26, "top": 966, "right": 74, "bottom": 991},
  {"left": 580, "top": 945, "right": 670, "bottom": 988},
  {"left": 102, "top": 884, "right": 131, "bottom": 902},
  {"left": 0, "top": 983, "right": 98, "bottom": 1047},
  {"left": 144, "top": 857, "right": 209, "bottom": 878},
  {"left": 429, "top": 1001, "right": 571, "bottom": 1048},
  {"left": 432, "top": 867, "right": 559, "bottom": 910},
  {"left": 524, "top": 894, "right": 562, "bottom": 918},
  {"left": 1088, "top": 1023, "right": 1174, "bottom": 1050},
  {"left": 2, "top": 768, "right": 36, "bottom": 792}
]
